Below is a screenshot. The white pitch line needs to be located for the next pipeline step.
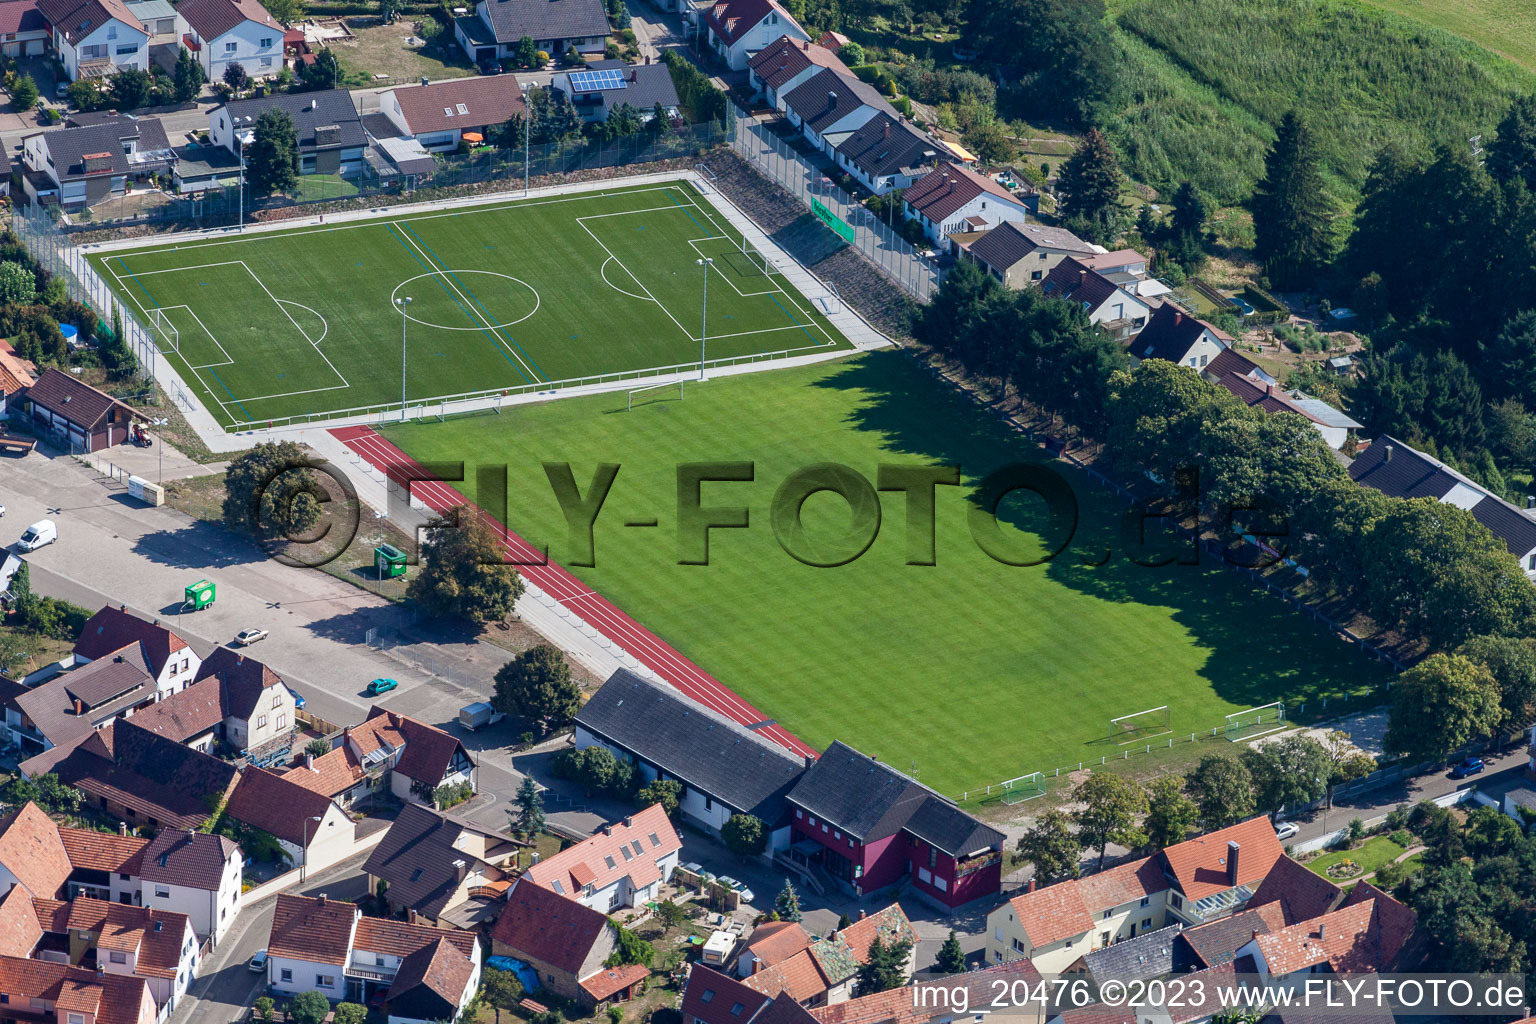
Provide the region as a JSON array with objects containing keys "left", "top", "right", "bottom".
[
  {"left": 239, "top": 261, "right": 349, "bottom": 390},
  {"left": 574, "top": 216, "right": 696, "bottom": 345},
  {"left": 599, "top": 257, "right": 655, "bottom": 303}
]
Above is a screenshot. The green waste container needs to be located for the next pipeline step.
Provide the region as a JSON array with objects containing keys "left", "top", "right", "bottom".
[
  {"left": 184, "top": 579, "right": 215, "bottom": 611},
  {"left": 375, "top": 544, "right": 408, "bottom": 579}
]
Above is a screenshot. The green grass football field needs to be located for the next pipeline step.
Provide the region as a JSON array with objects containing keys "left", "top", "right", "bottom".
[
  {"left": 384, "top": 351, "right": 1389, "bottom": 798},
  {"left": 87, "top": 182, "right": 852, "bottom": 427}
]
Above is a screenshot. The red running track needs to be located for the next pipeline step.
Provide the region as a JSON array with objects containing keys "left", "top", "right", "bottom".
[{"left": 330, "top": 425, "right": 819, "bottom": 760}]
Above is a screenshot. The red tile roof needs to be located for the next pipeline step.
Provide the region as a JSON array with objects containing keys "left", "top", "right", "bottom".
[
  {"left": 1245, "top": 855, "right": 1344, "bottom": 925},
  {"left": 524, "top": 804, "right": 680, "bottom": 899},
  {"left": 1161, "top": 817, "right": 1283, "bottom": 901},
  {"left": 268, "top": 894, "right": 357, "bottom": 966},
  {"left": 1006, "top": 877, "right": 1095, "bottom": 947},
  {"left": 0, "top": 953, "right": 153, "bottom": 1024},
  {"left": 745, "top": 921, "right": 811, "bottom": 967},
  {"left": 490, "top": 878, "right": 612, "bottom": 976},
  {"left": 1255, "top": 900, "right": 1376, "bottom": 976},
  {"left": 741, "top": 949, "right": 828, "bottom": 1003},
  {"left": 836, "top": 904, "right": 914, "bottom": 964},
  {"left": 386, "top": 935, "right": 475, "bottom": 1006},
  {"left": 703, "top": 0, "right": 800, "bottom": 47},
  {"left": 127, "top": 676, "right": 224, "bottom": 743},
  {"left": 1072, "top": 856, "right": 1165, "bottom": 912},
  {"left": 62, "top": 897, "right": 193, "bottom": 979},
  {"left": 226, "top": 767, "right": 343, "bottom": 847},
  {"left": 904, "top": 164, "right": 1028, "bottom": 226},
  {"left": 193, "top": 646, "right": 285, "bottom": 720},
  {"left": 75, "top": 605, "right": 189, "bottom": 675},
  {"left": 579, "top": 962, "right": 649, "bottom": 1001},
  {"left": 354, "top": 916, "right": 476, "bottom": 959},
  {"left": 747, "top": 35, "right": 846, "bottom": 90},
  {"left": 59, "top": 825, "right": 148, "bottom": 875},
  {"left": 0, "top": 885, "right": 41, "bottom": 958},
  {"left": 280, "top": 745, "right": 365, "bottom": 799},
  {"left": 0, "top": 0, "right": 44, "bottom": 38},
  {"left": 0, "top": 802, "right": 72, "bottom": 899},
  {"left": 177, "top": 0, "right": 275, "bottom": 41},
  {"left": 348, "top": 706, "right": 468, "bottom": 787},
  {"left": 682, "top": 965, "right": 772, "bottom": 1024},
  {"left": 811, "top": 959, "right": 1043, "bottom": 1024}
]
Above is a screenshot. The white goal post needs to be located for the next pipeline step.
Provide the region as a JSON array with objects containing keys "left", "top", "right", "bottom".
[
  {"left": 1110, "top": 704, "right": 1171, "bottom": 744},
  {"left": 739, "top": 235, "right": 780, "bottom": 276},
  {"left": 627, "top": 379, "right": 684, "bottom": 411},
  {"left": 149, "top": 307, "right": 178, "bottom": 356},
  {"left": 1226, "top": 701, "right": 1287, "bottom": 741}
]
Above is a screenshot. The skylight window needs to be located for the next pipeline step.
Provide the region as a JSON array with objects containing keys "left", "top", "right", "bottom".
[
  {"left": 604, "top": 856, "right": 616, "bottom": 869},
  {"left": 456, "top": 103, "right": 468, "bottom": 114},
  {"left": 552, "top": 880, "right": 565, "bottom": 894},
  {"left": 620, "top": 846, "right": 633, "bottom": 861},
  {"left": 631, "top": 841, "right": 644, "bottom": 856},
  {"left": 648, "top": 833, "right": 661, "bottom": 848}
]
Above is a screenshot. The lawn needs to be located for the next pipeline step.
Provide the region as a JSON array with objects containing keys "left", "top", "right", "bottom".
[
  {"left": 383, "top": 351, "right": 1390, "bottom": 798},
  {"left": 1307, "top": 835, "right": 1409, "bottom": 879},
  {"left": 1357, "top": 0, "right": 1536, "bottom": 74},
  {"left": 88, "top": 181, "right": 851, "bottom": 428}
]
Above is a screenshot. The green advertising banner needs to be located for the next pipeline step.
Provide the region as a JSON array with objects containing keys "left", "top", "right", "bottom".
[{"left": 811, "top": 198, "right": 856, "bottom": 244}]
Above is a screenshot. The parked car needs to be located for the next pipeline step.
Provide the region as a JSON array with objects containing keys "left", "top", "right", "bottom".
[
  {"left": 0, "top": 501, "right": 6, "bottom": 517},
  {"left": 366, "top": 677, "right": 399, "bottom": 695},
  {"left": 234, "top": 628, "right": 268, "bottom": 646},
  {"left": 1450, "top": 756, "right": 1486, "bottom": 779},
  {"left": 16, "top": 519, "right": 55, "bottom": 552},
  {"left": 1274, "top": 821, "right": 1300, "bottom": 841},
  {"left": 248, "top": 950, "right": 267, "bottom": 973},
  {"left": 287, "top": 687, "right": 305, "bottom": 709},
  {"left": 716, "top": 876, "right": 754, "bottom": 904}
]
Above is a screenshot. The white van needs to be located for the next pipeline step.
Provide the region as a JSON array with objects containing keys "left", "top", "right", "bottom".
[{"left": 17, "top": 520, "right": 56, "bottom": 552}]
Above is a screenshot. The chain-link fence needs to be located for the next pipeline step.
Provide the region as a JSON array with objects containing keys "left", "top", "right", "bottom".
[{"left": 727, "top": 109, "right": 941, "bottom": 302}]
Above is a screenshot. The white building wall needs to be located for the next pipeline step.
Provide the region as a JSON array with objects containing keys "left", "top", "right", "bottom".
[
  {"left": 56, "top": 18, "right": 149, "bottom": 81},
  {"left": 269, "top": 953, "right": 347, "bottom": 998},
  {"left": 715, "top": 10, "right": 806, "bottom": 70},
  {"left": 142, "top": 848, "right": 242, "bottom": 944},
  {"left": 195, "top": 19, "right": 282, "bottom": 79},
  {"left": 927, "top": 193, "right": 1031, "bottom": 246}
]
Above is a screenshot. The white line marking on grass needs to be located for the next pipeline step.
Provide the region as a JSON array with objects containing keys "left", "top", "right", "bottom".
[
  {"left": 274, "top": 298, "right": 330, "bottom": 346},
  {"left": 175, "top": 306, "right": 235, "bottom": 368},
  {"left": 575, "top": 217, "right": 696, "bottom": 345},
  {"left": 126, "top": 259, "right": 251, "bottom": 277},
  {"left": 599, "top": 257, "right": 655, "bottom": 302},
  {"left": 240, "top": 262, "right": 349, "bottom": 390}
]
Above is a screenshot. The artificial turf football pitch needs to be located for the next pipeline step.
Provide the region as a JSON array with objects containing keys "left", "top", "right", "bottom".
[
  {"left": 383, "top": 352, "right": 1391, "bottom": 799},
  {"left": 88, "top": 182, "right": 852, "bottom": 427}
]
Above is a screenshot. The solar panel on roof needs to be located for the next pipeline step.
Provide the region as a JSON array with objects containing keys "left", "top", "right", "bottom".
[{"left": 569, "top": 69, "right": 627, "bottom": 92}]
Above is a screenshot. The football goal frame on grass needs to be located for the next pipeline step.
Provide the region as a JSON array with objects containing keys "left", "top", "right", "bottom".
[
  {"left": 1000, "top": 772, "right": 1046, "bottom": 804},
  {"left": 150, "top": 307, "right": 178, "bottom": 357},
  {"left": 626, "top": 379, "right": 684, "bottom": 411},
  {"left": 1226, "top": 702, "right": 1286, "bottom": 742},
  {"left": 1110, "top": 705, "right": 1171, "bottom": 745}
]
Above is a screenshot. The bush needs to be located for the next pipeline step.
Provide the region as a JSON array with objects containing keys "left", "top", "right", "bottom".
[
  {"left": 1347, "top": 818, "right": 1366, "bottom": 843},
  {"left": 333, "top": 1004, "right": 366, "bottom": 1024},
  {"left": 1385, "top": 804, "right": 1411, "bottom": 830},
  {"left": 289, "top": 991, "right": 330, "bottom": 1024},
  {"left": 1390, "top": 829, "right": 1412, "bottom": 847}
]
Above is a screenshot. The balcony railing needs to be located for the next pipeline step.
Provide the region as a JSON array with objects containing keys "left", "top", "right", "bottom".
[{"left": 345, "top": 963, "right": 396, "bottom": 982}]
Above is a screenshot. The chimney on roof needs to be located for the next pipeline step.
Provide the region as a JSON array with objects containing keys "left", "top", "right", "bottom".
[
  {"left": 421, "top": 76, "right": 429, "bottom": 86},
  {"left": 1318, "top": 923, "right": 1326, "bottom": 941},
  {"left": 1526, "top": 496, "right": 1534, "bottom": 509},
  {"left": 858, "top": 909, "right": 867, "bottom": 920},
  {"left": 1384, "top": 444, "right": 1394, "bottom": 463},
  {"left": 1025, "top": 878, "right": 1036, "bottom": 893},
  {"left": 310, "top": 98, "right": 318, "bottom": 110},
  {"left": 186, "top": 828, "right": 195, "bottom": 839},
  {"left": 1227, "top": 841, "right": 1240, "bottom": 886},
  {"left": 152, "top": 618, "right": 159, "bottom": 626},
  {"left": 74, "top": 698, "right": 84, "bottom": 716},
  {"left": 827, "top": 90, "right": 837, "bottom": 109},
  {"left": 305, "top": 752, "right": 315, "bottom": 770},
  {"left": 1173, "top": 311, "right": 1183, "bottom": 326},
  {"left": 454, "top": 858, "right": 468, "bottom": 881},
  {"left": 120, "top": 603, "right": 126, "bottom": 611},
  {"left": 883, "top": 120, "right": 890, "bottom": 139},
  {"left": 119, "top": 822, "right": 127, "bottom": 836},
  {"left": 622, "top": 815, "right": 632, "bottom": 827},
  {"left": 602, "top": 824, "right": 613, "bottom": 836},
  {"left": 319, "top": 894, "right": 327, "bottom": 903}
]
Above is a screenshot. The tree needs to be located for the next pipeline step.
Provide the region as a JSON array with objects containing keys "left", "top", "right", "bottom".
[
  {"left": 1488, "top": 93, "right": 1536, "bottom": 193},
  {"left": 0, "top": 262, "right": 36, "bottom": 305},
  {"left": 511, "top": 776, "right": 545, "bottom": 839},
  {"left": 333, "top": 1005, "right": 366, "bottom": 1024},
  {"left": 1251, "top": 111, "right": 1332, "bottom": 288},
  {"left": 775, "top": 879, "right": 801, "bottom": 922},
  {"left": 636, "top": 778, "right": 680, "bottom": 816},
  {"left": 223, "top": 61, "right": 248, "bottom": 92},
  {"left": 1457, "top": 634, "right": 1536, "bottom": 736},
  {"left": 1320, "top": 730, "right": 1376, "bottom": 807},
  {"left": 9, "top": 73, "right": 37, "bottom": 110},
  {"left": 515, "top": 35, "right": 539, "bottom": 67},
  {"left": 606, "top": 923, "right": 654, "bottom": 967},
  {"left": 245, "top": 108, "right": 299, "bottom": 197},
  {"left": 935, "top": 930, "right": 966, "bottom": 974},
  {"left": 482, "top": 968, "right": 524, "bottom": 1024},
  {"left": 1485, "top": 311, "right": 1536, "bottom": 406},
  {"left": 66, "top": 78, "right": 102, "bottom": 111},
  {"left": 968, "top": 0, "right": 1118, "bottom": 124},
  {"left": 1187, "top": 754, "right": 1256, "bottom": 827},
  {"left": 263, "top": 0, "right": 304, "bottom": 24},
  {"left": 1072, "top": 772, "right": 1147, "bottom": 869},
  {"left": 1241, "top": 735, "right": 1329, "bottom": 818},
  {"left": 855, "top": 935, "right": 912, "bottom": 995},
  {"left": 838, "top": 41, "right": 866, "bottom": 64},
  {"left": 491, "top": 643, "right": 578, "bottom": 732},
  {"left": 722, "top": 813, "right": 766, "bottom": 856},
  {"left": 1143, "top": 775, "right": 1199, "bottom": 851},
  {"left": 1015, "top": 808, "right": 1081, "bottom": 884},
  {"left": 304, "top": 739, "right": 329, "bottom": 758},
  {"left": 173, "top": 48, "right": 205, "bottom": 103},
  {"left": 302, "top": 48, "right": 340, "bottom": 90},
  {"left": 408, "top": 505, "right": 527, "bottom": 623},
  {"left": 110, "top": 68, "right": 151, "bottom": 109},
  {"left": 222, "top": 441, "right": 324, "bottom": 536},
  {"left": 289, "top": 991, "right": 330, "bottom": 1024},
  {"left": 1056, "top": 128, "right": 1121, "bottom": 225},
  {"left": 1169, "top": 181, "right": 1207, "bottom": 241},
  {"left": 379, "top": 0, "right": 400, "bottom": 22},
  {"left": 1385, "top": 653, "right": 1505, "bottom": 761}
]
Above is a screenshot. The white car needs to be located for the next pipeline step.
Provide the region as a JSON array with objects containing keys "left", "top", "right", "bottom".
[
  {"left": 717, "top": 876, "right": 755, "bottom": 904},
  {"left": 234, "top": 628, "right": 268, "bottom": 646},
  {"left": 1274, "top": 821, "right": 1300, "bottom": 841}
]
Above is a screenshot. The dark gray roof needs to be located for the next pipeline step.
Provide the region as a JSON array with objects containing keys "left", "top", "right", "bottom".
[
  {"left": 786, "top": 740, "right": 1002, "bottom": 855},
  {"left": 11, "top": 646, "right": 154, "bottom": 748},
  {"left": 476, "top": 0, "right": 608, "bottom": 45},
  {"left": 781, "top": 67, "right": 889, "bottom": 133},
  {"left": 966, "top": 220, "right": 1094, "bottom": 271},
  {"left": 1175, "top": 908, "right": 1278, "bottom": 969},
  {"left": 561, "top": 60, "right": 680, "bottom": 117},
  {"left": 1349, "top": 435, "right": 1536, "bottom": 557},
  {"left": 364, "top": 803, "right": 512, "bottom": 918},
  {"left": 576, "top": 670, "right": 806, "bottom": 825},
  {"left": 1131, "top": 303, "right": 1227, "bottom": 364},
  {"left": 834, "top": 112, "right": 935, "bottom": 180},
  {"left": 362, "top": 112, "right": 405, "bottom": 140},
  {"left": 220, "top": 90, "right": 364, "bottom": 154},
  {"left": 29, "top": 115, "right": 171, "bottom": 182},
  {"left": 1080, "top": 924, "right": 1182, "bottom": 983},
  {"left": 139, "top": 830, "right": 240, "bottom": 890}
]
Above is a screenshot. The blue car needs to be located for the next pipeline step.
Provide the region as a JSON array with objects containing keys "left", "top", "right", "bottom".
[
  {"left": 288, "top": 687, "right": 305, "bottom": 709},
  {"left": 1450, "top": 757, "right": 1485, "bottom": 779}
]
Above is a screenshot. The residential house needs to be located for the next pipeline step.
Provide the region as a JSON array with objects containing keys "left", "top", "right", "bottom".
[
  {"left": 984, "top": 817, "right": 1285, "bottom": 973},
  {"left": 14, "top": 368, "right": 146, "bottom": 450},
  {"left": 211, "top": 89, "right": 365, "bottom": 176},
  {"left": 1349, "top": 435, "right": 1536, "bottom": 579},
  {"left": 58, "top": 823, "right": 147, "bottom": 905},
  {"left": 36, "top": 0, "right": 148, "bottom": 80},
  {"left": 735, "top": 920, "right": 810, "bottom": 978},
  {"left": 265, "top": 893, "right": 481, "bottom": 1014},
  {"left": 1076, "top": 249, "right": 1172, "bottom": 302},
  {"left": 780, "top": 67, "right": 890, "bottom": 158},
  {"left": 377, "top": 74, "right": 527, "bottom": 151},
  {"left": 489, "top": 878, "right": 642, "bottom": 1009},
  {"left": 550, "top": 60, "right": 680, "bottom": 124},
  {"left": 574, "top": 670, "right": 806, "bottom": 855},
  {"left": 0, "top": 953, "right": 159, "bottom": 1024},
  {"left": 0, "top": 0, "right": 49, "bottom": 55},
  {"left": 809, "top": 959, "right": 1043, "bottom": 1024},
  {"left": 1040, "top": 256, "right": 1154, "bottom": 340},
  {"left": 965, "top": 221, "right": 1097, "bottom": 289},
  {"left": 138, "top": 830, "right": 242, "bottom": 944},
  {"left": 1127, "top": 303, "right": 1232, "bottom": 371},
  {"left": 452, "top": 0, "right": 608, "bottom": 67},
  {"left": 2, "top": 643, "right": 158, "bottom": 758},
  {"left": 1047, "top": 963, "right": 1243, "bottom": 1024},
  {"left": 0, "top": 340, "right": 38, "bottom": 415},
  {"left": 224, "top": 767, "right": 353, "bottom": 873},
  {"left": 699, "top": 0, "right": 807, "bottom": 70},
  {"left": 33, "top": 720, "right": 241, "bottom": 831},
  {"left": 784, "top": 740, "right": 1004, "bottom": 909},
  {"left": 178, "top": 0, "right": 283, "bottom": 81},
  {"left": 75, "top": 606, "right": 200, "bottom": 700},
  {"left": 683, "top": 966, "right": 772, "bottom": 1024},
  {"left": 1061, "top": 923, "right": 1187, "bottom": 984},
  {"left": 122, "top": 0, "right": 172, "bottom": 36},
  {"left": 832, "top": 113, "right": 938, "bottom": 195},
  {"left": 29, "top": 896, "right": 200, "bottom": 1016},
  {"left": 742, "top": 905, "right": 915, "bottom": 1008},
  {"left": 521, "top": 803, "right": 681, "bottom": 912},
  {"left": 126, "top": 678, "right": 223, "bottom": 753},
  {"left": 278, "top": 744, "right": 373, "bottom": 807},
  {"left": 1172, "top": 902, "right": 1293, "bottom": 972},
  {"left": 902, "top": 165, "right": 1036, "bottom": 249},
  {"left": 363, "top": 802, "right": 518, "bottom": 929},
  {"left": 1209, "top": 368, "right": 1362, "bottom": 451},
  {"left": 1236, "top": 882, "right": 1421, "bottom": 985},
  {"left": 191, "top": 647, "right": 295, "bottom": 753},
  {"left": 342, "top": 706, "right": 476, "bottom": 806},
  {"left": 0, "top": 803, "right": 74, "bottom": 900},
  {"left": 747, "top": 35, "right": 847, "bottom": 111}
]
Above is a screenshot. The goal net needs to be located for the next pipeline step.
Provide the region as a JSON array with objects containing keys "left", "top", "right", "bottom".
[
  {"left": 738, "top": 235, "right": 780, "bottom": 277},
  {"left": 626, "top": 379, "right": 684, "bottom": 411},
  {"left": 1000, "top": 772, "right": 1046, "bottom": 805},
  {"left": 1226, "top": 702, "right": 1286, "bottom": 742},
  {"left": 149, "top": 307, "right": 178, "bottom": 356},
  {"left": 1110, "top": 705, "right": 1171, "bottom": 745}
]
